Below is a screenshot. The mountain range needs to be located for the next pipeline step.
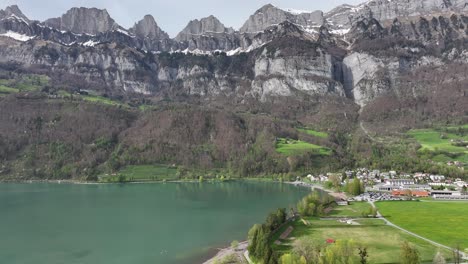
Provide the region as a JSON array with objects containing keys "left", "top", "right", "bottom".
[{"left": 0, "top": 0, "right": 467, "bottom": 180}]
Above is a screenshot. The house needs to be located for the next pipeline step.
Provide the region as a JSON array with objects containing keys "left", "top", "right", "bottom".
[
  {"left": 385, "top": 179, "right": 415, "bottom": 186},
  {"left": 336, "top": 200, "right": 349, "bottom": 206},
  {"left": 430, "top": 175, "right": 445, "bottom": 182}
]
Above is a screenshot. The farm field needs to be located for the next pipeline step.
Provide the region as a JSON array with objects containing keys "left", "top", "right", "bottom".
[
  {"left": 271, "top": 215, "right": 451, "bottom": 263},
  {"left": 377, "top": 201, "right": 468, "bottom": 249},
  {"left": 276, "top": 138, "right": 331, "bottom": 156}
]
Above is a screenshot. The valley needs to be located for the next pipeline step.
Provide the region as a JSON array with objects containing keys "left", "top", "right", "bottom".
[{"left": 0, "top": 0, "right": 467, "bottom": 263}]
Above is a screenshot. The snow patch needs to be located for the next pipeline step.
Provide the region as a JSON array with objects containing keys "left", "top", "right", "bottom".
[
  {"left": 115, "top": 28, "right": 133, "bottom": 37},
  {"left": 82, "top": 40, "right": 100, "bottom": 47},
  {"left": 0, "top": 31, "right": 35, "bottom": 42},
  {"left": 331, "top": 28, "right": 350, "bottom": 35},
  {"left": 283, "top": 8, "right": 312, "bottom": 15},
  {"left": 3, "top": 14, "right": 29, "bottom": 25}
]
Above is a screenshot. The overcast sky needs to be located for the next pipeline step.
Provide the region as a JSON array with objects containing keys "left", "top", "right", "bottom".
[{"left": 1, "top": 0, "right": 363, "bottom": 37}]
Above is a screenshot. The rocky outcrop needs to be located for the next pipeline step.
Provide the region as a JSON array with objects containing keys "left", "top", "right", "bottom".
[
  {"left": 174, "top": 16, "right": 238, "bottom": 51},
  {"left": 326, "top": 0, "right": 468, "bottom": 30},
  {"left": 175, "top": 15, "right": 234, "bottom": 40},
  {"left": 240, "top": 4, "right": 324, "bottom": 33},
  {"left": 129, "top": 15, "right": 169, "bottom": 40},
  {"left": 0, "top": 5, "right": 30, "bottom": 23},
  {"left": 44, "top": 7, "right": 119, "bottom": 35}
]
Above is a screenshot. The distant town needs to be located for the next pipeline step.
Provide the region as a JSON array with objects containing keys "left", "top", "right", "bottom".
[{"left": 304, "top": 168, "right": 468, "bottom": 201}]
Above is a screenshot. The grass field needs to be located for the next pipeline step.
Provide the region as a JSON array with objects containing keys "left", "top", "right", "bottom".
[
  {"left": 271, "top": 216, "right": 451, "bottom": 263},
  {"left": 0, "top": 85, "right": 19, "bottom": 94},
  {"left": 0, "top": 74, "right": 49, "bottom": 93},
  {"left": 82, "top": 94, "right": 128, "bottom": 108},
  {"left": 297, "top": 128, "right": 329, "bottom": 138},
  {"left": 329, "top": 202, "right": 373, "bottom": 218},
  {"left": 276, "top": 138, "right": 331, "bottom": 156},
  {"left": 377, "top": 201, "right": 468, "bottom": 250},
  {"left": 407, "top": 127, "right": 468, "bottom": 163}
]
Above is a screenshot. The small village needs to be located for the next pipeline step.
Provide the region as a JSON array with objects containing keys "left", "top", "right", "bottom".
[{"left": 304, "top": 168, "right": 468, "bottom": 201}]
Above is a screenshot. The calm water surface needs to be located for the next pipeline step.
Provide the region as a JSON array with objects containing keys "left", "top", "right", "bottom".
[{"left": 0, "top": 181, "right": 309, "bottom": 264}]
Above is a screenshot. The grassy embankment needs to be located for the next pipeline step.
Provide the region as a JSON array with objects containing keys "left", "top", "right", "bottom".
[
  {"left": 407, "top": 126, "right": 468, "bottom": 163},
  {"left": 275, "top": 139, "right": 331, "bottom": 156},
  {"left": 377, "top": 200, "right": 468, "bottom": 250},
  {"left": 0, "top": 75, "right": 49, "bottom": 96},
  {"left": 269, "top": 202, "right": 453, "bottom": 263},
  {"left": 297, "top": 128, "right": 329, "bottom": 139}
]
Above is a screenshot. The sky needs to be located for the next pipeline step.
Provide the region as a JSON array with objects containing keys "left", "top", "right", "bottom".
[{"left": 0, "top": 0, "right": 364, "bottom": 37}]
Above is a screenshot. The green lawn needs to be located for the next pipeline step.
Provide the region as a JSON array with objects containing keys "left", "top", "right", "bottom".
[
  {"left": 276, "top": 138, "right": 331, "bottom": 156},
  {"left": 377, "top": 201, "right": 468, "bottom": 250},
  {"left": 271, "top": 217, "right": 451, "bottom": 263},
  {"left": 297, "top": 128, "right": 329, "bottom": 138},
  {"left": 329, "top": 202, "right": 373, "bottom": 218}
]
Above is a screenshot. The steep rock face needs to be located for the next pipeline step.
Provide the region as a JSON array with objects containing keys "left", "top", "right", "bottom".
[
  {"left": 129, "top": 15, "right": 169, "bottom": 40},
  {"left": 44, "top": 7, "right": 119, "bottom": 35},
  {"left": 326, "top": 0, "right": 468, "bottom": 29},
  {"left": 240, "top": 4, "right": 324, "bottom": 33},
  {"left": 174, "top": 16, "right": 237, "bottom": 51},
  {"left": 251, "top": 37, "right": 346, "bottom": 101},
  {"left": 0, "top": 5, "right": 30, "bottom": 23},
  {"left": 176, "top": 15, "right": 233, "bottom": 40}
]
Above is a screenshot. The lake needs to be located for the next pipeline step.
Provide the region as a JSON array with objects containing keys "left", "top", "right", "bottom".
[{"left": 0, "top": 181, "right": 309, "bottom": 264}]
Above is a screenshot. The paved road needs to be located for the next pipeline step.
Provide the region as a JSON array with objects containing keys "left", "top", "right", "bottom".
[{"left": 368, "top": 201, "right": 467, "bottom": 260}]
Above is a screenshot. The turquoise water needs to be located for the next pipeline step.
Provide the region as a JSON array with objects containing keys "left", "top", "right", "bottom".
[{"left": 0, "top": 182, "right": 309, "bottom": 264}]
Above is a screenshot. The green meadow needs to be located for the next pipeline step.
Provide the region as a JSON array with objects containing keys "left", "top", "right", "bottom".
[
  {"left": 271, "top": 211, "right": 451, "bottom": 263},
  {"left": 275, "top": 138, "right": 331, "bottom": 156},
  {"left": 329, "top": 202, "right": 374, "bottom": 218},
  {"left": 297, "top": 128, "right": 329, "bottom": 138},
  {"left": 407, "top": 126, "right": 468, "bottom": 163},
  {"left": 377, "top": 201, "right": 468, "bottom": 249}
]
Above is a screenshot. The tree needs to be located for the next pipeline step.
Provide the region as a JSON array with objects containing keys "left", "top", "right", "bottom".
[
  {"left": 358, "top": 247, "right": 369, "bottom": 264},
  {"left": 248, "top": 225, "right": 260, "bottom": 257},
  {"left": 453, "top": 244, "right": 462, "bottom": 264},
  {"left": 401, "top": 241, "right": 421, "bottom": 264},
  {"left": 432, "top": 251, "right": 446, "bottom": 264},
  {"left": 346, "top": 178, "right": 365, "bottom": 196},
  {"left": 279, "top": 254, "right": 306, "bottom": 264},
  {"left": 292, "top": 237, "right": 322, "bottom": 264}
]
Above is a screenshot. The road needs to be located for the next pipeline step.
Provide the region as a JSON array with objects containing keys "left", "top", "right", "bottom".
[{"left": 368, "top": 201, "right": 467, "bottom": 260}]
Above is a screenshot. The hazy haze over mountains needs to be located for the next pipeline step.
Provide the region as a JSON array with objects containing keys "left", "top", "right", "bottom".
[{"left": 0, "top": 0, "right": 364, "bottom": 37}]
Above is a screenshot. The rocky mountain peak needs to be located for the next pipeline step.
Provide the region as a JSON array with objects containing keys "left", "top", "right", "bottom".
[
  {"left": 175, "top": 15, "right": 234, "bottom": 42},
  {"left": 325, "top": 0, "right": 468, "bottom": 30},
  {"left": 0, "top": 5, "right": 30, "bottom": 23},
  {"left": 129, "top": 14, "right": 169, "bottom": 40},
  {"left": 44, "top": 7, "right": 119, "bottom": 35},
  {"left": 239, "top": 4, "right": 324, "bottom": 33}
]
